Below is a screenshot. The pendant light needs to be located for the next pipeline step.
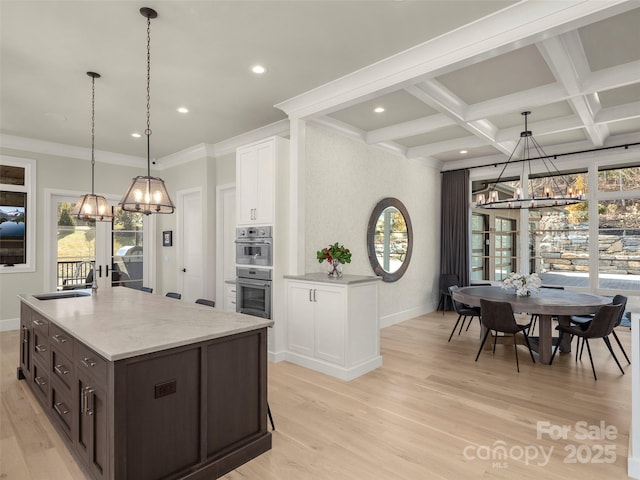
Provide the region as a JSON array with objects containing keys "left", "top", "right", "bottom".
[
  {"left": 475, "top": 111, "right": 585, "bottom": 209},
  {"left": 71, "top": 72, "right": 113, "bottom": 222},
  {"left": 119, "top": 7, "right": 175, "bottom": 215}
]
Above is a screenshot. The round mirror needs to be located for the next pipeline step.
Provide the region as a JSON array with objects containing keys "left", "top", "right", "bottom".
[{"left": 367, "top": 197, "right": 413, "bottom": 282}]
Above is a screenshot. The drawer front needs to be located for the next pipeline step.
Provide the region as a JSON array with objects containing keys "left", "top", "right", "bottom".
[
  {"left": 75, "top": 342, "right": 107, "bottom": 386},
  {"left": 32, "top": 327, "right": 50, "bottom": 366},
  {"left": 32, "top": 360, "right": 50, "bottom": 405},
  {"left": 51, "top": 382, "right": 73, "bottom": 440},
  {"left": 50, "top": 324, "right": 73, "bottom": 358},
  {"left": 31, "top": 310, "right": 49, "bottom": 329},
  {"left": 51, "top": 348, "right": 74, "bottom": 391}
]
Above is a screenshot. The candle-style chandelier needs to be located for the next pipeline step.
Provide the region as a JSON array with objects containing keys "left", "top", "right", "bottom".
[{"left": 475, "top": 111, "right": 585, "bottom": 209}]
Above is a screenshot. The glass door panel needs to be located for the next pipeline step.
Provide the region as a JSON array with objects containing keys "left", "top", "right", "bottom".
[
  {"left": 56, "top": 201, "right": 97, "bottom": 290},
  {"left": 111, "top": 207, "right": 144, "bottom": 289}
]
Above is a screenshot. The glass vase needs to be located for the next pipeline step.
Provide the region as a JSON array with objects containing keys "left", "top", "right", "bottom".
[{"left": 327, "top": 259, "right": 343, "bottom": 278}]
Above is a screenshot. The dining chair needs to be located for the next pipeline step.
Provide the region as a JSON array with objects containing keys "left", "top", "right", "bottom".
[
  {"left": 475, "top": 299, "right": 535, "bottom": 372},
  {"left": 529, "top": 285, "right": 564, "bottom": 334},
  {"left": 447, "top": 285, "right": 481, "bottom": 342},
  {"left": 570, "top": 294, "right": 629, "bottom": 365},
  {"left": 549, "top": 303, "right": 625, "bottom": 380},
  {"left": 140, "top": 287, "right": 153, "bottom": 293},
  {"left": 166, "top": 292, "right": 182, "bottom": 300},
  {"left": 436, "top": 273, "right": 458, "bottom": 315},
  {"left": 195, "top": 298, "right": 215, "bottom": 307}
]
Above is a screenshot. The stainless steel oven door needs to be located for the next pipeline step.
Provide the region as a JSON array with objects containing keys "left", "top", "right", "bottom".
[
  {"left": 236, "top": 277, "right": 272, "bottom": 319},
  {"left": 235, "top": 239, "right": 272, "bottom": 266}
]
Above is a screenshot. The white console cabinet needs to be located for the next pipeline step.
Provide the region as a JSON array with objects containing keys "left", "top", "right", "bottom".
[{"left": 285, "top": 273, "right": 382, "bottom": 381}]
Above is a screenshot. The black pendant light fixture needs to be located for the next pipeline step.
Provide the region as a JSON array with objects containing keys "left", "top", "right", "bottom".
[
  {"left": 119, "top": 7, "right": 175, "bottom": 215},
  {"left": 71, "top": 72, "right": 113, "bottom": 222},
  {"left": 475, "top": 111, "right": 585, "bottom": 209}
]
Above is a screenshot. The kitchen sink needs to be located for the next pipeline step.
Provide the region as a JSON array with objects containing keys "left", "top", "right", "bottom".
[{"left": 33, "top": 291, "right": 91, "bottom": 300}]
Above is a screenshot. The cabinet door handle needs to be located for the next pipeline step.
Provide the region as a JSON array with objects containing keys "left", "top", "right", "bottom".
[
  {"left": 34, "top": 376, "right": 47, "bottom": 387},
  {"left": 33, "top": 319, "right": 46, "bottom": 326},
  {"left": 80, "top": 357, "right": 97, "bottom": 368},
  {"left": 314, "top": 289, "right": 318, "bottom": 302},
  {"left": 54, "top": 401, "right": 70, "bottom": 416},
  {"left": 35, "top": 344, "right": 47, "bottom": 353},
  {"left": 309, "top": 289, "right": 312, "bottom": 302},
  {"left": 85, "top": 387, "right": 96, "bottom": 415},
  {"left": 52, "top": 334, "right": 67, "bottom": 344},
  {"left": 54, "top": 364, "right": 70, "bottom": 376},
  {"left": 22, "top": 326, "right": 29, "bottom": 343}
]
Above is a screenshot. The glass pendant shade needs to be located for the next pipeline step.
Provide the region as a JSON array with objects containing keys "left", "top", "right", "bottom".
[
  {"left": 71, "top": 193, "right": 113, "bottom": 221},
  {"left": 120, "top": 175, "right": 174, "bottom": 214}
]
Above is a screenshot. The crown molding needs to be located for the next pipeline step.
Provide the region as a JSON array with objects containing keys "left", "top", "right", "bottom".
[{"left": 0, "top": 134, "right": 145, "bottom": 167}]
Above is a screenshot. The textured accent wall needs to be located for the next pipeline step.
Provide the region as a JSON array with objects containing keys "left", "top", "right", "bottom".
[{"left": 304, "top": 125, "right": 441, "bottom": 325}]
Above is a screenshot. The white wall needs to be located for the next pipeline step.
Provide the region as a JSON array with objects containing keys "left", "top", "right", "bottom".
[{"left": 304, "top": 125, "right": 441, "bottom": 326}]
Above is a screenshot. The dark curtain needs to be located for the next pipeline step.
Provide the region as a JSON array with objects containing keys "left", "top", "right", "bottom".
[{"left": 440, "top": 169, "right": 470, "bottom": 287}]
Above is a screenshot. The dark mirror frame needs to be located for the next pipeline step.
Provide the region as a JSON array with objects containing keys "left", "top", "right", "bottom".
[{"left": 366, "top": 197, "right": 413, "bottom": 282}]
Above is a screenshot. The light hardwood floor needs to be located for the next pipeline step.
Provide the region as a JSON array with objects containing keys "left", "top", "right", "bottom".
[{"left": 1, "top": 311, "right": 632, "bottom": 479}]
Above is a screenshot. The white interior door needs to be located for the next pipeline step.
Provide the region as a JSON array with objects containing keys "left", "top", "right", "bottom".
[{"left": 178, "top": 188, "right": 203, "bottom": 302}]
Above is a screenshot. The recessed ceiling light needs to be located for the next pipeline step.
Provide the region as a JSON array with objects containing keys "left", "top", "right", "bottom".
[
  {"left": 374, "top": 107, "right": 385, "bottom": 113},
  {"left": 459, "top": 150, "right": 468, "bottom": 154},
  {"left": 177, "top": 107, "right": 189, "bottom": 114},
  {"left": 131, "top": 133, "right": 141, "bottom": 138},
  {"left": 251, "top": 65, "right": 266, "bottom": 74}
]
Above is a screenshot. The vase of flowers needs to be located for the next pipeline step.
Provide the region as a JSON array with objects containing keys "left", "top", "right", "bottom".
[
  {"left": 501, "top": 272, "right": 542, "bottom": 296},
  {"left": 316, "top": 242, "right": 352, "bottom": 278}
]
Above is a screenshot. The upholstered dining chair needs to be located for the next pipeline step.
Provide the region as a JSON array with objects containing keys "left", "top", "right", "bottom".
[
  {"left": 195, "top": 298, "right": 215, "bottom": 307},
  {"left": 436, "top": 273, "right": 458, "bottom": 314},
  {"left": 165, "top": 292, "right": 182, "bottom": 300},
  {"left": 475, "top": 299, "right": 535, "bottom": 372},
  {"left": 570, "top": 294, "right": 629, "bottom": 365},
  {"left": 550, "top": 303, "right": 625, "bottom": 380},
  {"left": 447, "top": 285, "right": 482, "bottom": 342}
]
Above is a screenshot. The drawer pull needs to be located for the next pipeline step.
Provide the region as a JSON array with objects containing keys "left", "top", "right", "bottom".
[
  {"left": 80, "top": 357, "right": 97, "bottom": 368},
  {"left": 33, "top": 319, "right": 46, "bottom": 326},
  {"left": 52, "top": 334, "right": 68, "bottom": 344},
  {"left": 34, "top": 376, "right": 47, "bottom": 387},
  {"left": 54, "top": 401, "right": 70, "bottom": 416},
  {"left": 54, "top": 364, "right": 70, "bottom": 376},
  {"left": 35, "top": 344, "right": 47, "bottom": 353}
]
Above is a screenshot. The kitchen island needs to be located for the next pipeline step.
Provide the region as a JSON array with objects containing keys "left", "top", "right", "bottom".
[{"left": 17, "top": 287, "right": 273, "bottom": 480}]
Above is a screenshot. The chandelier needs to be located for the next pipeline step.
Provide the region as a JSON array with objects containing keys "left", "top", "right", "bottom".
[
  {"left": 119, "top": 7, "right": 175, "bottom": 215},
  {"left": 475, "top": 111, "right": 585, "bottom": 209},
  {"left": 71, "top": 72, "right": 113, "bottom": 222}
]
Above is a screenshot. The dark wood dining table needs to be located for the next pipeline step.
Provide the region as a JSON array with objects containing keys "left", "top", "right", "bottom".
[{"left": 452, "top": 286, "right": 612, "bottom": 364}]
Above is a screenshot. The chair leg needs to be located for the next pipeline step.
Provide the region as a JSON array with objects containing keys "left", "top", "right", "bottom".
[
  {"left": 267, "top": 401, "right": 275, "bottom": 430},
  {"left": 611, "top": 330, "right": 631, "bottom": 364},
  {"left": 475, "top": 329, "right": 491, "bottom": 362},
  {"left": 550, "top": 331, "right": 564, "bottom": 364},
  {"left": 448, "top": 314, "right": 463, "bottom": 342},
  {"left": 522, "top": 330, "right": 536, "bottom": 365},
  {"left": 437, "top": 295, "right": 444, "bottom": 314},
  {"left": 513, "top": 334, "right": 520, "bottom": 373},
  {"left": 492, "top": 331, "right": 498, "bottom": 354},
  {"left": 603, "top": 336, "right": 625, "bottom": 375},
  {"left": 584, "top": 339, "right": 597, "bottom": 381},
  {"left": 529, "top": 314, "right": 537, "bottom": 335},
  {"left": 458, "top": 315, "right": 468, "bottom": 335}
]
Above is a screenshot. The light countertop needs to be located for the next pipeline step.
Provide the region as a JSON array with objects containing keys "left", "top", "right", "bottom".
[
  {"left": 283, "top": 272, "right": 381, "bottom": 285},
  {"left": 19, "top": 288, "right": 273, "bottom": 362}
]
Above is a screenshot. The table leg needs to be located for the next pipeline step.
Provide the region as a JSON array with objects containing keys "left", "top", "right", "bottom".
[
  {"left": 557, "top": 315, "right": 572, "bottom": 353},
  {"left": 538, "top": 314, "right": 553, "bottom": 364}
]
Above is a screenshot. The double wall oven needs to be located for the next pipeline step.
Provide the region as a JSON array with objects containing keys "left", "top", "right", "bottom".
[{"left": 235, "top": 227, "right": 272, "bottom": 319}]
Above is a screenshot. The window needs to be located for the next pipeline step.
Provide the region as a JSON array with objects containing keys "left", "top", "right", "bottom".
[
  {"left": 0, "top": 157, "right": 35, "bottom": 272},
  {"left": 471, "top": 213, "right": 488, "bottom": 281},
  {"left": 470, "top": 211, "right": 519, "bottom": 282},
  {"left": 494, "top": 217, "right": 516, "bottom": 281}
]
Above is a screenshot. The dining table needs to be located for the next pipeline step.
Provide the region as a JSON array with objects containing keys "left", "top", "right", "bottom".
[{"left": 452, "top": 286, "right": 612, "bottom": 364}]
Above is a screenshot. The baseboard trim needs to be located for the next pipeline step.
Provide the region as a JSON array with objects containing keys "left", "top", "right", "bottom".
[
  {"left": 268, "top": 350, "right": 288, "bottom": 363},
  {"left": 1, "top": 318, "right": 19, "bottom": 332},
  {"left": 285, "top": 352, "right": 382, "bottom": 381},
  {"left": 380, "top": 303, "right": 433, "bottom": 328},
  {"left": 629, "top": 454, "right": 639, "bottom": 480}
]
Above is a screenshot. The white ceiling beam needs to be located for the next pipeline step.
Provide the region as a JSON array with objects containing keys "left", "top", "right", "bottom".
[
  {"left": 366, "top": 114, "right": 455, "bottom": 144},
  {"left": 407, "top": 136, "right": 486, "bottom": 159},
  {"left": 275, "top": 1, "right": 635, "bottom": 119},
  {"left": 583, "top": 60, "right": 640, "bottom": 93},
  {"left": 496, "top": 115, "right": 585, "bottom": 143},
  {"left": 596, "top": 101, "right": 640, "bottom": 125},
  {"left": 537, "top": 32, "right": 607, "bottom": 146}
]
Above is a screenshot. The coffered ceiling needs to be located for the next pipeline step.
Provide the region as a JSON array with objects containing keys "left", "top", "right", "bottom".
[{"left": 1, "top": 1, "right": 639, "bottom": 170}]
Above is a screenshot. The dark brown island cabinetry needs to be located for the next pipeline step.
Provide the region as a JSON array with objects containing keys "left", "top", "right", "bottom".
[{"left": 17, "top": 292, "right": 271, "bottom": 480}]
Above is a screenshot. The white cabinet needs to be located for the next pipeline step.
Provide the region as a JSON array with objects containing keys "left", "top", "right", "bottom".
[
  {"left": 224, "top": 282, "right": 237, "bottom": 312},
  {"left": 285, "top": 275, "right": 382, "bottom": 381},
  {"left": 236, "top": 138, "right": 278, "bottom": 225}
]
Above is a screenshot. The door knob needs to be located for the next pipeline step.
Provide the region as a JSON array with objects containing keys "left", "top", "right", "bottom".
[{"left": 182, "top": 268, "right": 186, "bottom": 272}]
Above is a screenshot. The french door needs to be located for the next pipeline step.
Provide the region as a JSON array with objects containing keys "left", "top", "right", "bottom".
[{"left": 47, "top": 193, "right": 149, "bottom": 292}]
